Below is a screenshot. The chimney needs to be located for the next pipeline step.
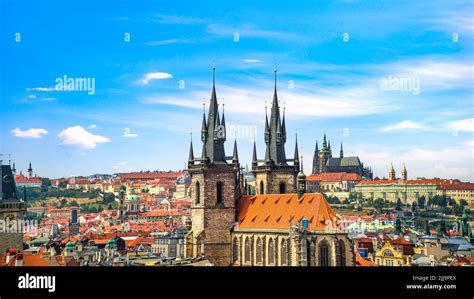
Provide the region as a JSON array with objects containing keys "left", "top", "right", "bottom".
[{"left": 15, "top": 253, "right": 23, "bottom": 266}]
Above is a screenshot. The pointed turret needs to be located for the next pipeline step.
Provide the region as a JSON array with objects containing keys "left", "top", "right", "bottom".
[
  {"left": 388, "top": 163, "right": 396, "bottom": 180},
  {"left": 232, "top": 140, "right": 239, "bottom": 163},
  {"left": 12, "top": 162, "right": 16, "bottom": 176},
  {"left": 401, "top": 162, "right": 407, "bottom": 181},
  {"left": 281, "top": 106, "right": 287, "bottom": 143},
  {"left": 28, "top": 162, "right": 33, "bottom": 179},
  {"left": 340, "top": 142, "right": 344, "bottom": 158},
  {"left": 252, "top": 139, "right": 258, "bottom": 167},
  {"left": 188, "top": 135, "right": 194, "bottom": 166},
  {"left": 297, "top": 156, "right": 306, "bottom": 198},
  {"left": 201, "top": 104, "right": 207, "bottom": 142},
  {"left": 221, "top": 104, "right": 226, "bottom": 142},
  {"left": 200, "top": 65, "right": 226, "bottom": 162},
  {"left": 322, "top": 133, "right": 327, "bottom": 150},
  {"left": 264, "top": 105, "right": 270, "bottom": 144},
  {"left": 294, "top": 133, "right": 299, "bottom": 165},
  {"left": 312, "top": 140, "right": 319, "bottom": 174},
  {"left": 328, "top": 140, "right": 331, "bottom": 152}
]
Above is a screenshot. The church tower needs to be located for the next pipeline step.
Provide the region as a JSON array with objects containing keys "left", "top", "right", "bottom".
[
  {"left": 312, "top": 140, "right": 320, "bottom": 174},
  {"left": 28, "top": 162, "right": 33, "bottom": 179},
  {"left": 388, "top": 163, "right": 396, "bottom": 180},
  {"left": 252, "top": 67, "right": 299, "bottom": 195},
  {"left": 0, "top": 160, "right": 27, "bottom": 254},
  {"left": 401, "top": 162, "right": 407, "bottom": 181},
  {"left": 185, "top": 66, "right": 240, "bottom": 266},
  {"left": 318, "top": 133, "right": 332, "bottom": 173}
]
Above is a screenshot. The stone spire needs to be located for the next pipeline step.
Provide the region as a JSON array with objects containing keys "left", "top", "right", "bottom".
[
  {"left": 297, "top": 156, "right": 306, "bottom": 198},
  {"left": 200, "top": 65, "right": 226, "bottom": 163},
  {"left": 294, "top": 133, "right": 300, "bottom": 167},
  {"left": 263, "top": 65, "right": 287, "bottom": 165},
  {"left": 28, "top": 162, "right": 33, "bottom": 179},
  {"left": 312, "top": 140, "right": 319, "bottom": 174},
  {"left": 340, "top": 142, "right": 344, "bottom": 158},
  {"left": 388, "top": 163, "right": 396, "bottom": 180},
  {"left": 401, "top": 162, "right": 407, "bottom": 181},
  {"left": 188, "top": 134, "right": 194, "bottom": 166},
  {"left": 322, "top": 133, "right": 327, "bottom": 150},
  {"left": 232, "top": 140, "right": 239, "bottom": 163},
  {"left": 252, "top": 139, "right": 258, "bottom": 167}
]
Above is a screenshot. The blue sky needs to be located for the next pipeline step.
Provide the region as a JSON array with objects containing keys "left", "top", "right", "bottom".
[{"left": 1, "top": 0, "right": 473, "bottom": 180}]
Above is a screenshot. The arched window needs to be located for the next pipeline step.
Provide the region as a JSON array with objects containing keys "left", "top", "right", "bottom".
[
  {"left": 281, "top": 239, "right": 288, "bottom": 266},
  {"left": 244, "top": 238, "right": 251, "bottom": 263},
  {"left": 279, "top": 182, "right": 286, "bottom": 194},
  {"left": 310, "top": 240, "right": 317, "bottom": 266},
  {"left": 232, "top": 237, "right": 239, "bottom": 264},
  {"left": 195, "top": 181, "right": 200, "bottom": 205},
  {"left": 260, "top": 181, "right": 264, "bottom": 194},
  {"left": 319, "top": 241, "right": 330, "bottom": 266},
  {"left": 216, "top": 182, "right": 223, "bottom": 204},
  {"left": 256, "top": 238, "right": 263, "bottom": 264},
  {"left": 268, "top": 239, "right": 275, "bottom": 265},
  {"left": 336, "top": 239, "right": 346, "bottom": 266}
]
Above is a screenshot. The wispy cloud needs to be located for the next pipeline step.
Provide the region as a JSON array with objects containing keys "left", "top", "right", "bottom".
[
  {"left": 153, "top": 13, "right": 205, "bottom": 25},
  {"left": 122, "top": 127, "right": 138, "bottom": 138},
  {"left": 447, "top": 118, "right": 474, "bottom": 132},
  {"left": 143, "top": 38, "right": 194, "bottom": 46},
  {"left": 26, "top": 87, "right": 55, "bottom": 92},
  {"left": 11, "top": 127, "right": 48, "bottom": 139},
  {"left": 381, "top": 120, "right": 428, "bottom": 132},
  {"left": 206, "top": 24, "right": 305, "bottom": 42},
  {"left": 139, "top": 72, "right": 173, "bottom": 85},
  {"left": 243, "top": 59, "right": 261, "bottom": 63},
  {"left": 58, "top": 126, "right": 111, "bottom": 150}
]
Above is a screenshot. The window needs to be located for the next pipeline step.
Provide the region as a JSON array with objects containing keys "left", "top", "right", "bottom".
[
  {"left": 309, "top": 241, "right": 316, "bottom": 266},
  {"left": 281, "top": 239, "right": 288, "bottom": 266},
  {"left": 260, "top": 181, "right": 264, "bottom": 194},
  {"left": 216, "top": 182, "right": 223, "bottom": 204},
  {"left": 279, "top": 182, "right": 286, "bottom": 194},
  {"left": 319, "top": 241, "right": 329, "bottom": 266},
  {"left": 244, "top": 238, "right": 251, "bottom": 263},
  {"left": 268, "top": 239, "right": 275, "bottom": 265},
  {"left": 232, "top": 237, "right": 239, "bottom": 264},
  {"left": 336, "top": 240, "right": 345, "bottom": 266},
  {"left": 256, "top": 238, "right": 263, "bottom": 264},
  {"left": 195, "top": 181, "right": 200, "bottom": 205}
]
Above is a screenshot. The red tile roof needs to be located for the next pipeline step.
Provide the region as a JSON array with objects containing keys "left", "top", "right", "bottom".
[
  {"left": 236, "top": 193, "right": 340, "bottom": 231},
  {"left": 307, "top": 172, "right": 361, "bottom": 182},
  {"left": 118, "top": 172, "right": 184, "bottom": 180}
]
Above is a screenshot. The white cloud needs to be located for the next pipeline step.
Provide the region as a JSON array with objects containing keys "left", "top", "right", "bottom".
[
  {"left": 153, "top": 14, "right": 205, "bottom": 25},
  {"left": 10, "top": 128, "right": 48, "bottom": 139},
  {"left": 243, "top": 59, "right": 261, "bottom": 63},
  {"left": 26, "top": 87, "right": 55, "bottom": 92},
  {"left": 140, "top": 72, "right": 173, "bottom": 85},
  {"left": 143, "top": 83, "right": 394, "bottom": 118},
  {"left": 41, "top": 97, "right": 57, "bottom": 102},
  {"left": 381, "top": 120, "right": 428, "bottom": 132},
  {"left": 143, "top": 39, "right": 193, "bottom": 46},
  {"left": 89, "top": 124, "right": 97, "bottom": 129},
  {"left": 206, "top": 24, "right": 305, "bottom": 42},
  {"left": 58, "top": 126, "right": 111, "bottom": 150},
  {"left": 447, "top": 118, "right": 474, "bottom": 132},
  {"left": 122, "top": 127, "right": 138, "bottom": 138}
]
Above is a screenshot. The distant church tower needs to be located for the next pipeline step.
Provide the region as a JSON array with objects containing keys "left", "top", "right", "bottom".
[
  {"left": 28, "top": 162, "right": 33, "bottom": 179},
  {"left": 401, "top": 163, "right": 407, "bottom": 181},
  {"left": 0, "top": 160, "right": 27, "bottom": 254},
  {"left": 251, "top": 67, "right": 299, "bottom": 195},
  {"left": 185, "top": 66, "right": 240, "bottom": 266},
  {"left": 388, "top": 163, "right": 396, "bottom": 180},
  {"left": 318, "top": 133, "right": 332, "bottom": 173},
  {"left": 312, "top": 140, "right": 319, "bottom": 174}
]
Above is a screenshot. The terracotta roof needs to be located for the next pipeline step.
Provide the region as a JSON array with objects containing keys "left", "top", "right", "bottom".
[
  {"left": 140, "top": 210, "right": 181, "bottom": 217},
  {"left": 236, "top": 193, "right": 339, "bottom": 231},
  {"left": 306, "top": 172, "right": 361, "bottom": 182},
  {"left": 357, "top": 179, "right": 465, "bottom": 186},
  {"left": 118, "top": 172, "right": 184, "bottom": 180},
  {"left": 355, "top": 251, "right": 378, "bottom": 267},
  {"left": 15, "top": 174, "right": 41, "bottom": 183},
  {"left": 439, "top": 183, "right": 474, "bottom": 190},
  {"left": 22, "top": 252, "right": 51, "bottom": 266}
]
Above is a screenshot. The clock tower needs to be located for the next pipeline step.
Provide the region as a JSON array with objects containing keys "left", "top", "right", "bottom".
[{"left": 0, "top": 162, "right": 27, "bottom": 254}]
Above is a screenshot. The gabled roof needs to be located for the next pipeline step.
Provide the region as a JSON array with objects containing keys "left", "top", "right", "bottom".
[
  {"left": 326, "top": 156, "right": 362, "bottom": 167},
  {"left": 306, "top": 172, "right": 361, "bottom": 182},
  {"left": 236, "top": 193, "right": 339, "bottom": 230}
]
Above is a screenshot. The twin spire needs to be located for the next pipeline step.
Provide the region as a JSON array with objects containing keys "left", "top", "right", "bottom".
[{"left": 189, "top": 66, "right": 237, "bottom": 166}]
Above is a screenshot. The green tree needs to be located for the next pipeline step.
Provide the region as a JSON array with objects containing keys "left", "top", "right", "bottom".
[
  {"left": 396, "top": 198, "right": 403, "bottom": 211},
  {"left": 417, "top": 197, "right": 426, "bottom": 209}
]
